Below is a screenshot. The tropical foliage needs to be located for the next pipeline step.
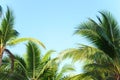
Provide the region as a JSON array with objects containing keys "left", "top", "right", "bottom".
[
  {"left": 60, "top": 11, "right": 120, "bottom": 80},
  {"left": 0, "top": 41, "right": 75, "bottom": 80},
  {"left": 1, "top": 5, "right": 120, "bottom": 80},
  {"left": 0, "top": 7, "right": 45, "bottom": 70}
]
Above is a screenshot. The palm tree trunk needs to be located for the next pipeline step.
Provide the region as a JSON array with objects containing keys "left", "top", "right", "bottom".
[
  {"left": 115, "top": 74, "right": 120, "bottom": 80},
  {"left": 117, "top": 75, "right": 120, "bottom": 80},
  {"left": 0, "top": 46, "right": 4, "bottom": 66},
  {"left": 0, "top": 54, "right": 3, "bottom": 66},
  {"left": 117, "top": 76, "right": 119, "bottom": 80}
]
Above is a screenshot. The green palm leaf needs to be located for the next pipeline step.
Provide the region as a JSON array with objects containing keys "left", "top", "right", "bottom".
[
  {"left": 7, "top": 37, "right": 46, "bottom": 49},
  {"left": 25, "top": 41, "right": 41, "bottom": 79},
  {"left": 1, "top": 7, "right": 19, "bottom": 44},
  {"left": 56, "top": 64, "right": 75, "bottom": 80},
  {"left": 41, "top": 50, "right": 55, "bottom": 62},
  {"left": 73, "top": 11, "right": 120, "bottom": 79}
]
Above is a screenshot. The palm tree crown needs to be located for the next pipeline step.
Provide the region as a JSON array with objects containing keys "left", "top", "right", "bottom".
[{"left": 60, "top": 11, "right": 120, "bottom": 80}]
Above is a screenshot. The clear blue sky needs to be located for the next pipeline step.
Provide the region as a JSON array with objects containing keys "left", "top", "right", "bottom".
[{"left": 0, "top": 0, "right": 120, "bottom": 73}]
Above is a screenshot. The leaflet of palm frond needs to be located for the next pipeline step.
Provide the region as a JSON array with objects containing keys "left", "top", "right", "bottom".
[
  {"left": 14, "top": 55, "right": 26, "bottom": 69},
  {"left": 83, "top": 63, "right": 113, "bottom": 73},
  {"left": 58, "top": 48, "right": 81, "bottom": 62},
  {"left": 56, "top": 64, "right": 75, "bottom": 80},
  {"left": 68, "top": 73, "right": 93, "bottom": 80},
  {"left": 41, "top": 50, "right": 56, "bottom": 62},
  {"left": 35, "top": 59, "right": 57, "bottom": 79}
]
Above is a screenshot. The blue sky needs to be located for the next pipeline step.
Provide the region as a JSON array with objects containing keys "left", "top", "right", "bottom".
[
  {"left": 0, "top": 0, "right": 120, "bottom": 73},
  {"left": 1, "top": 0, "right": 120, "bottom": 54}
]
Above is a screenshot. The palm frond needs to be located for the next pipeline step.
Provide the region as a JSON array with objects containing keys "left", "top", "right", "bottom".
[
  {"left": 84, "top": 63, "right": 113, "bottom": 73},
  {"left": 14, "top": 55, "right": 26, "bottom": 69},
  {"left": 59, "top": 48, "right": 81, "bottom": 62},
  {"left": 7, "top": 37, "right": 46, "bottom": 49},
  {"left": 36, "top": 58, "right": 58, "bottom": 80},
  {"left": 25, "top": 41, "right": 41, "bottom": 78},
  {"left": 41, "top": 50, "right": 55, "bottom": 62},
  {"left": 75, "top": 11, "right": 120, "bottom": 59},
  {"left": 56, "top": 64, "right": 75, "bottom": 80},
  {"left": 0, "top": 57, "right": 27, "bottom": 80},
  {"left": 68, "top": 73, "right": 93, "bottom": 80},
  {"left": 1, "top": 7, "right": 19, "bottom": 44},
  {"left": 59, "top": 45, "right": 102, "bottom": 62}
]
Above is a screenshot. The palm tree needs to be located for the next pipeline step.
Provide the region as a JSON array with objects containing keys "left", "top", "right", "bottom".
[
  {"left": 0, "top": 41, "right": 55, "bottom": 80},
  {"left": 0, "top": 7, "right": 19, "bottom": 70},
  {"left": 60, "top": 11, "right": 120, "bottom": 80},
  {"left": 0, "top": 7, "right": 45, "bottom": 70},
  {"left": 0, "top": 41, "right": 75, "bottom": 80}
]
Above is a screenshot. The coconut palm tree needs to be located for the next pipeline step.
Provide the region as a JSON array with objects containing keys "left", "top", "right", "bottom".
[
  {"left": 0, "top": 7, "right": 45, "bottom": 70},
  {"left": 0, "top": 41, "right": 75, "bottom": 80},
  {"left": 60, "top": 11, "right": 120, "bottom": 80},
  {"left": 0, "top": 41, "right": 56, "bottom": 80}
]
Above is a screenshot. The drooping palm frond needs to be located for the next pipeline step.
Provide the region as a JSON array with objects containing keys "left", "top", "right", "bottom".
[
  {"left": 41, "top": 50, "right": 55, "bottom": 62},
  {"left": 59, "top": 48, "right": 82, "bottom": 62},
  {"left": 73, "top": 62, "right": 116, "bottom": 80},
  {"left": 7, "top": 37, "right": 46, "bottom": 49},
  {"left": 75, "top": 11, "right": 120, "bottom": 59},
  {"left": 68, "top": 73, "right": 93, "bottom": 80},
  {"left": 83, "top": 63, "right": 113, "bottom": 73},
  {"left": 56, "top": 64, "right": 75, "bottom": 80},
  {"left": 59, "top": 44, "right": 111, "bottom": 63},
  {"left": 0, "top": 56, "right": 28, "bottom": 80}
]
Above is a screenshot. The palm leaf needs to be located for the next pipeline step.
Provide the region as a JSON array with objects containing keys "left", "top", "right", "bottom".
[
  {"left": 14, "top": 55, "right": 26, "bottom": 69},
  {"left": 59, "top": 45, "right": 101, "bottom": 62},
  {"left": 0, "top": 57, "right": 27, "bottom": 80},
  {"left": 83, "top": 63, "right": 112, "bottom": 73},
  {"left": 25, "top": 41, "right": 41, "bottom": 78},
  {"left": 75, "top": 11, "right": 120, "bottom": 59},
  {"left": 7, "top": 37, "right": 46, "bottom": 49},
  {"left": 36, "top": 58, "right": 58, "bottom": 80},
  {"left": 41, "top": 50, "right": 55, "bottom": 62},
  {"left": 68, "top": 73, "right": 93, "bottom": 80},
  {"left": 56, "top": 64, "right": 75, "bottom": 80},
  {"left": 72, "top": 11, "right": 120, "bottom": 79},
  {"left": 1, "top": 7, "right": 19, "bottom": 44}
]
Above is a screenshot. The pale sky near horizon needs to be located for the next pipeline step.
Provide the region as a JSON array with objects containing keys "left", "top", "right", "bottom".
[{"left": 0, "top": 0, "right": 120, "bottom": 73}]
